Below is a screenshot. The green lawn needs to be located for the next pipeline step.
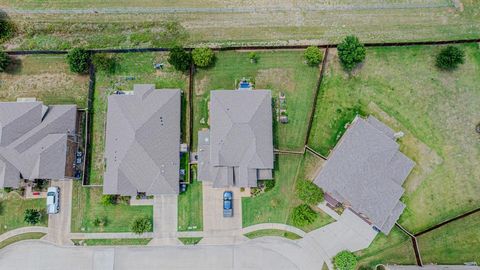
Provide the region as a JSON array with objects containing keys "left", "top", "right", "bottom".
[
  {"left": 0, "top": 232, "right": 46, "bottom": 249},
  {"left": 308, "top": 44, "right": 480, "bottom": 233},
  {"left": 0, "top": 55, "right": 88, "bottom": 107},
  {"left": 177, "top": 177, "right": 203, "bottom": 232},
  {"left": 70, "top": 182, "right": 153, "bottom": 233},
  {"left": 0, "top": 191, "right": 47, "bottom": 234},
  {"left": 417, "top": 212, "right": 480, "bottom": 264},
  {"left": 244, "top": 229, "right": 302, "bottom": 240},
  {"left": 72, "top": 238, "right": 152, "bottom": 246},
  {"left": 88, "top": 52, "right": 188, "bottom": 185},
  {"left": 356, "top": 227, "right": 416, "bottom": 268},
  {"left": 192, "top": 50, "right": 320, "bottom": 151},
  {"left": 242, "top": 154, "right": 334, "bottom": 232},
  {"left": 178, "top": 237, "right": 203, "bottom": 245}
]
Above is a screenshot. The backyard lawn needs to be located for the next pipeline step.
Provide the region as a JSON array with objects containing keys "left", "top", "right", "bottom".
[
  {"left": 192, "top": 50, "right": 320, "bottom": 151},
  {"left": 0, "top": 55, "right": 88, "bottom": 107},
  {"left": 356, "top": 227, "right": 416, "bottom": 268},
  {"left": 417, "top": 212, "right": 480, "bottom": 264},
  {"left": 70, "top": 182, "right": 153, "bottom": 233},
  {"left": 88, "top": 52, "right": 189, "bottom": 185},
  {"left": 242, "top": 154, "right": 333, "bottom": 232},
  {"left": 178, "top": 177, "right": 203, "bottom": 231},
  {"left": 308, "top": 44, "right": 480, "bottom": 234},
  {"left": 0, "top": 191, "right": 47, "bottom": 234}
]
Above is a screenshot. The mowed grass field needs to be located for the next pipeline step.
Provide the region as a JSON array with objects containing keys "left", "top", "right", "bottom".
[
  {"left": 0, "top": 55, "right": 88, "bottom": 107},
  {"left": 3, "top": 1, "right": 479, "bottom": 49},
  {"left": 89, "top": 52, "right": 188, "bottom": 185},
  {"left": 70, "top": 182, "right": 153, "bottom": 233},
  {"left": 242, "top": 154, "right": 334, "bottom": 232},
  {"left": 177, "top": 178, "right": 203, "bottom": 232},
  {"left": 0, "top": 191, "right": 47, "bottom": 234},
  {"left": 192, "top": 50, "right": 320, "bottom": 152},
  {"left": 417, "top": 212, "right": 480, "bottom": 264}
]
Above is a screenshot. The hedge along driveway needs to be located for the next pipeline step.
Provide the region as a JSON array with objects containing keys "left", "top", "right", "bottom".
[{"left": 192, "top": 50, "right": 320, "bottom": 151}]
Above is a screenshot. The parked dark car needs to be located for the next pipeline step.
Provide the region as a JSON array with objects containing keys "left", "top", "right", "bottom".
[{"left": 223, "top": 191, "right": 233, "bottom": 217}]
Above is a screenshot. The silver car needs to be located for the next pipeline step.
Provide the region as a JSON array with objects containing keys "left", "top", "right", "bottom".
[{"left": 46, "top": 186, "right": 60, "bottom": 214}]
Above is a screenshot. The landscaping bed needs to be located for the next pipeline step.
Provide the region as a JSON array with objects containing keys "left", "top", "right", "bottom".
[
  {"left": 72, "top": 238, "right": 152, "bottom": 246},
  {"left": 192, "top": 50, "right": 320, "bottom": 152},
  {"left": 70, "top": 182, "right": 153, "bottom": 233}
]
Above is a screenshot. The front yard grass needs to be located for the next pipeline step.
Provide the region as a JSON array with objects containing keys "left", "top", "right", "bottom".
[
  {"left": 417, "top": 212, "right": 480, "bottom": 264},
  {"left": 177, "top": 177, "right": 203, "bottom": 232},
  {"left": 0, "top": 55, "right": 88, "bottom": 107},
  {"left": 244, "top": 229, "right": 302, "bottom": 240},
  {"left": 307, "top": 44, "right": 480, "bottom": 233},
  {"left": 89, "top": 52, "right": 188, "bottom": 185},
  {"left": 356, "top": 227, "right": 416, "bottom": 268},
  {"left": 0, "top": 191, "right": 47, "bottom": 234},
  {"left": 242, "top": 154, "right": 334, "bottom": 232},
  {"left": 72, "top": 238, "right": 152, "bottom": 246},
  {"left": 70, "top": 182, "right": 153, "bottom": 233},
  {"left": 192, "top": 50, "right": 320, "bottom": 151},
  {"left": 0, "top": 232, "right": 46, "bottom": 249}
]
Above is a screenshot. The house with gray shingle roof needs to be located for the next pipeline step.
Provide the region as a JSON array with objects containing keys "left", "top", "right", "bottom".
[
  {"left": 103, "top": 84, "right": 181, "bottom": 196},
  {"left": 0, "top": 101, "right": 77, "bottom": 188},
  {"left": 313, "top": 115, "right": 415, "bottom": 234},
  {"left": 197, "top": 89, "right": 274, "bottom": 188}
]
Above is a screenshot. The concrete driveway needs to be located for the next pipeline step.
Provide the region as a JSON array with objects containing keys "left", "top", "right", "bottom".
[
  {"left": 0, "top": 238, "right": 325, "bottom": 270},
  {"left": 202, "top": 183, "right": 248, "bottom": 234},
  {"left": 43, "top": 179, "right": 73, "bottom": 245}
]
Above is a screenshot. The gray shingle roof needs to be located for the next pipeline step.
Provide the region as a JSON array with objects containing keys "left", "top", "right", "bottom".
[
  {"left": 197, "top": 89, "right": 274, "bottom": 187},
  {"left": 313, "top": 116, "right": 415, "bottom": 234},
  {"left": 0, "top": 102, "right": 77, "bottom": 188},
  {"left": 103, "top": 85, "right": 181, "bottom": 196}
]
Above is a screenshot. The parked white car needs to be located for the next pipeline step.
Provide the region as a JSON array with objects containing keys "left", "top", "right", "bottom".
[{"left": 46, "top": 186, "right": 60, "bottom": 214}]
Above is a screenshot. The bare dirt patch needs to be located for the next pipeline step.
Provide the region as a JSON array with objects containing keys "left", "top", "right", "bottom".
[{"left": 195, "top": 76, "right": 209, "bottom": 96}]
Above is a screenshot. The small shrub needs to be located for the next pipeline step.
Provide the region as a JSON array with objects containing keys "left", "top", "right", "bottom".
[
  {"left": 101, "top": 195, "right": 117, "bottom": 206},
  {"left": 192, "top": 47, "right": 215, "bottom": 68},
  {"left": 264, "top": 180, "right": 275, "bottom": 192},
  {"left": 0, "top": 17, "right": 15, "bottom": 42},
  {"left": 291, "top": 204, "right": 317, "bottom": 227},
  {"left": 296, "top": 180, "right": 324, "bottom": 205},
  {"left": 24, "top": 209, "right": 42, "bottom": 225},
  {"left": 337, "top": 35, "right": 366, "bottom": 71},
  {"left": 131, "top": 216, "right": 152, "bottom": 234},
  {"left": 168, "top": 46, "right": 191, "bottom": 71},
  {"left": 304, "top": 46, "right": 323, "bottom": 66},
  {"left": 436, "top": 46, "right": 465, "bottom": 71},
  {"left": 249, "top": 52, "right": 259, "bottom": 63},
  {"left": 67, "top": 48, "right": 90, "bottom": 74},
  {"left": 92, "top": 216, "right": 108, "bottom": 227},
  {"left": 0, "top": 50, "right": 11, "bottom": 72},
  {"left": 333, "top": 250, "right": 357, "bottom": 270},
  {"left": 93, "top": 53, "right": 118, "bottom": 74}
]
